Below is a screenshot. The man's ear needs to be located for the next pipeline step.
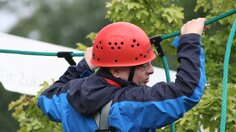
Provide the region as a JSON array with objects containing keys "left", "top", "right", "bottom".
[{"left": 109, "top": 67, "right": 120, "bottom": 78}]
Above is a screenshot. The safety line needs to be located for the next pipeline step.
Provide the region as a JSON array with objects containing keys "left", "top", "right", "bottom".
[
  {"left": 161, "top": 8, "right": 236, "bottom": 40},
  {"left": 220, "top": 18, "right": 236, "bottom": 132},
  {"left": 0, "top": 49, "right": 84, "bottom": 56}
]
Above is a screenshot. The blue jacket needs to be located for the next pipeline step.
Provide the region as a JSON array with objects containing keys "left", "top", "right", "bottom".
[{"left": 38, "top": 34, "right": 206, "bottom": 132}]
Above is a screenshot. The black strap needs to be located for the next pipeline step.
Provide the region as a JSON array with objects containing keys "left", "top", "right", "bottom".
[
  {"left": 150, "top": 36, "right": 165, "bottom": 57},
  {"left": 57, "top": 51, "right": 76, "bottom": 65},
  {"left": 128, "top": 66, "right": 136, "bottom": 82}
]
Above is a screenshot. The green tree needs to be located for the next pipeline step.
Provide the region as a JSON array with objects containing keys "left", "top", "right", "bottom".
[{"left": 8, "top": 81, "right": 62, "bottom": 132}]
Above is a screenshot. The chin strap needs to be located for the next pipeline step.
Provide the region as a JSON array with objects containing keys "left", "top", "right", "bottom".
[{"left": 128, "top": 66, "right": 136, "bottom": 82}]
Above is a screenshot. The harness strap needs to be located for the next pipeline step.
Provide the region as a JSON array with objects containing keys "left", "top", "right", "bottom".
[
  {"left": 95, "top": 100, "right": 113, "bottom": 131},
  {"left": 94, "top": 111, "right": 100, "bottom": 128},
  {"left": 99, "top": 100, "right": 112, "bottom": 129}
]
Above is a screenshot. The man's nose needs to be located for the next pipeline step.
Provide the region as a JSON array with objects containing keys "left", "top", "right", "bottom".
[{"left": 147, "top": 64, "right": 154, "bottom": 75}]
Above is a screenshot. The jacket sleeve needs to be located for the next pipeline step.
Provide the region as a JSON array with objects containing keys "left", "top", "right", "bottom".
[
  {"left": 109, "top": 34, "right": 206, "bottom": 130},
  {"left": 37, "top": 58, "right": 94, "bottom": 122}
]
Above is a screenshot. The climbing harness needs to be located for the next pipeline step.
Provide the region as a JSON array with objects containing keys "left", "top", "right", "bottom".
[{"left": 1, "top": 8, "right": 236, "bottom": 132}]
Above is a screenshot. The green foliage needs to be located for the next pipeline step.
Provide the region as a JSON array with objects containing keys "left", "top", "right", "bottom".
[
  {"left": 76, "top": 42, "right": 88, "bottom": 51},
  {"left": 178, "top": 85, "right": 236, "bottom": 131},
  {"left": 76, "top": 32, "right": 97, "bottom": 50},
  {"left": 8, "top": 81, "right": 62, "bottom": 132},
  {"left": 172, "top": 84, "right": 236, "bottom": 131},
  {"left": 155, "top": 85, "right": 236, "bottom": 131},
  {"left": 106, "top": 0, "right": 184, "bottom": 37},
  {"left": 86, "top": 32, "right": 97, "bottom": 41},
  {"left": 196, "top": 0, "right": 236, "bottom": 88}
]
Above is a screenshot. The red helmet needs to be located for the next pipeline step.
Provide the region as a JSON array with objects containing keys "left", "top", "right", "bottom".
[{"left": 91, "top": 22, "right": 156, "bottom": 67}]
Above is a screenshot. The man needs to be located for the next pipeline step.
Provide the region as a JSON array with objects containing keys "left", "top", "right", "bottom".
[{"left": 38, "top": 18, "right": 206, "bottom": 132}]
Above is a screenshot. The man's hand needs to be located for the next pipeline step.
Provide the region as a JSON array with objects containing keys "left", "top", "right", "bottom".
[
  {"left": 84, "top": 47, "right": 97, "bottom": 70},
  {"left": 181, "top": 18, "right": 206, "bottom": 36}
]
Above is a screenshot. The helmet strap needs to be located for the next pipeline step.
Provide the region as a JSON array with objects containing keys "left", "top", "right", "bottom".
[{"left": 128, "top": 66, "right": 136, "bottom": 82}]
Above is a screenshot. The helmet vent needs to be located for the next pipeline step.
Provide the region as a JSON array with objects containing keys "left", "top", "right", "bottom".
[
  {"left": 131, "top": 39, "right": 140, "bottom": 48},
  {"left": 108, "top": 41, "right": 125, "bottom": 50}
]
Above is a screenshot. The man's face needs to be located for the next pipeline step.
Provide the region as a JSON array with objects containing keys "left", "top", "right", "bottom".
[
  {"left": 111, "top": 62, "right": 154, "bottom": 85},
  {"left": 132, "top": 62, "right": 154, "bottom": 85}
]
